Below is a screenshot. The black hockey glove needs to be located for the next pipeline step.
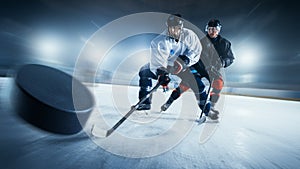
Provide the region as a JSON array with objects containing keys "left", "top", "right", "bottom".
[
  {"left": 157, "top": 68, "right": 171, "bottom": 86},
  {"left": 221, "top": 58, "right": 233, "bottom": 68}
]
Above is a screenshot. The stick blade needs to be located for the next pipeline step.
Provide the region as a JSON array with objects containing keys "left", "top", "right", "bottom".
[
  {"left": 196, "top": 116, "right": 206, "bottom": 125},
  {"left": 91, "top": 124, "right": 108, "bottom": 138}
]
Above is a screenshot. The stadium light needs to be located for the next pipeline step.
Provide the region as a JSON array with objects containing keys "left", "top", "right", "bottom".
[
  {"left": 234, "top": 40, "right": 265, "bottom": 70},
  {"left": 30, "top": 32, "right": 66, "bottom": 65},
  {"left": 35, "top": 36, "right": 61, "bottom": 56}
]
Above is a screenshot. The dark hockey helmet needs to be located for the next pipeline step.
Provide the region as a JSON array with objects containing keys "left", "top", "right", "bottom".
[
  {"left": 166, "top": 14, "right": 184, "bottom": 27},
  {"left": 205, "top": 19, "right": 222, "bottom": 32}
]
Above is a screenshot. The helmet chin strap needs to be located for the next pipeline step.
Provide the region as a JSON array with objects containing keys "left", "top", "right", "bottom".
[
  {"left": 168, "top": 32, "right": 180, "bottom": 42},
  {"left": 168, "top": 31, "right": 179, "bottom": 42}
]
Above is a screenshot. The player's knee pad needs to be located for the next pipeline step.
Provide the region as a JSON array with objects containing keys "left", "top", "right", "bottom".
[
  {"left": 139, "top": 77, "right": 152, "bottom": 88},
  {"left": 212, "top": 78, "right": 224, "bottom": 90}
]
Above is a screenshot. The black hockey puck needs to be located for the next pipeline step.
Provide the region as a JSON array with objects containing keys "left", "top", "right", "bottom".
[{"left": 13, "top": 64, "right": 94, "bottom": 134}]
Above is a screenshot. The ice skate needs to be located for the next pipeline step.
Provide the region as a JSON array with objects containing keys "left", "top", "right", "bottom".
[
  {"left": 136, "top": 103, "right": 151, "bottom": 111},
  {"left": 160, "top": 96, "right": 175, "bottom": 112},
  {"left": 206, "top": 107, "right": 219, "bottom": 121},
  {"left": 160, "top": 102, "right": 171, "bottom": 111}
]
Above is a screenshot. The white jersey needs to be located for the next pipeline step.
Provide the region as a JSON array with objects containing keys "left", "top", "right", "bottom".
[{"left": 150, "top": 28, "right": 202, "bottom": 75}]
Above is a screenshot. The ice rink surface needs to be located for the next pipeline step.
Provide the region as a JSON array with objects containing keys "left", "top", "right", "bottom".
[{"left": 1, "top": 78, "right": 300, "bottom": 169}]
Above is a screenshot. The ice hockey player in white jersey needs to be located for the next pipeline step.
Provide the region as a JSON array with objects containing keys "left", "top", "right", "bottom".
[{"left": 136, "top": 14, "right": 203, "bottom": 110}]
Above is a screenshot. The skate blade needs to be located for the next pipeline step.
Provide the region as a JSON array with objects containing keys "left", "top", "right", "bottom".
[{"left": 205, "top": 118, "right": 219, "bottom": 123}]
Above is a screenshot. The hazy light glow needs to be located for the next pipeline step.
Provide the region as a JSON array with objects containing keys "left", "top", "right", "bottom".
[
  {"left": 32, "top": 33, "right": 64, "bottom": 61},
  {"left": 237, "top": 47, "right": 259, "bottom": 69},
  {"left": 234, "top": 40, "right": 265, "bottom": 70},
  {"left": 37, "top": 37, "right": 61, "bottom": 55},
  {"left": 40, "top": 41, "right": 59, "bottom": 54},
  {"left": 239, "top": 49, "right": 257, "bottom": 66}
]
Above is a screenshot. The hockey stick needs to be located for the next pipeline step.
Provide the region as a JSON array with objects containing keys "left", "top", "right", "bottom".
[{"left": 91, "top": 81, "right": 163, "bottom": 138}]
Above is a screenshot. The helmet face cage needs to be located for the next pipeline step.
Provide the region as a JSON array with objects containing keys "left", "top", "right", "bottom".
[
  {"left": 166, "top": 14, "right": 184, "bottom": 40},
  {"left": 205, "top": 19, "right": 222, "bottom": 32},
  {"left": 166, "top": 15, "right": 184, "bottom": 29}
]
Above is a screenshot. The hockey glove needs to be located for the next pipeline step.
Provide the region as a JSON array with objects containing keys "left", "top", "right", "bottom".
[
  {"left": 157, "top": 68, "right": 171, "bottom": 87},
  {"left": 221, "top": 58, "right": 233, "bottom": 68}
]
